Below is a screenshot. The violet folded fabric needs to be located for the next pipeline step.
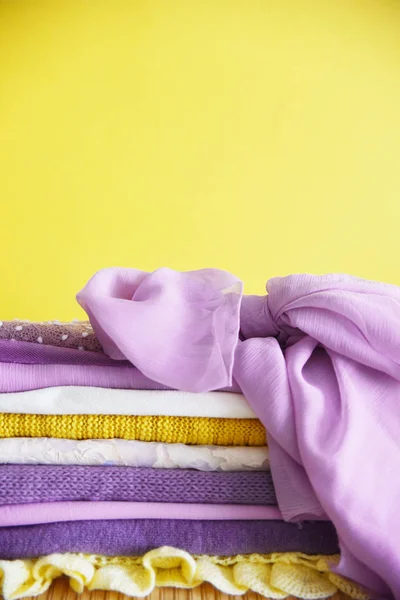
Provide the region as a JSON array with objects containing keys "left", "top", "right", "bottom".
[
  {"left": 0, "top": 502, "right": 283, "bottom": 526},
  {"left": 0, "top": 361, "right": 173, "bottom": 393},
  {"left": 0, "top": 465, "right": 277, "bottom": 505},
  {"left": 0, "top": 519, "right": 339, "bottom": 559},
  {"left": 0, "top": 341, "right": 239, "bottom": 392},
  {"left": 77, "top": 266, "right": 400, "bottom": 598},
  {"left": 0, "top": 339, "right": 119, "bottom": 367},
  {"left": 0, "top": 361, "right": 240, "bottom": 394}
]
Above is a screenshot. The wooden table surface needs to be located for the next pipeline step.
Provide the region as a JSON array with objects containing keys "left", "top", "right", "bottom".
[{"left": 29, "top": 578, "right": 268, "bottom": 600}]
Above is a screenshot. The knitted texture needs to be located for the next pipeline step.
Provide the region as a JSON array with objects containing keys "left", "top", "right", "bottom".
[
  {"left": 0, "top": 519, "right": 339, "bottom": 559},
  {"left": 0, "top": 465, "right": 277, "bottom": 505},
  {"left": 0, "top": 320, "right": 102, "bottom": 352},
  {"left": 0, "top": 548, "right": 367, "bottom": 600},
  {"left": 0, "top": 414, "right": 266, "bottom": 445}
]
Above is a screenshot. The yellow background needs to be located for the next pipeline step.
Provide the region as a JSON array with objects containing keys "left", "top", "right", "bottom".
[{"left": 1, "top": 0, "right": 400, "bottom": 320}]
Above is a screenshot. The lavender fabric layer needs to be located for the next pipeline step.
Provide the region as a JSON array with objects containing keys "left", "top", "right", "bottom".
[
  {"left": 0, "top": 519, "right": 339, "bottom": 559},
  {"left": 0, "top": 340, "right": 240, "bottom": 392},
  {"left": 0, "top": 360, "right": 170, "bottom": 393},
  {"left": 0, "top": 465, "right": 276, "bottom": 505},
  {"left": 0, "top": 360, "right": 239, "bottom": 394},
  {"left": 0, "top": 339, "right": 126, "bottom": 367},
  {"left": 0, "top": 502, "right": 282, "bottom": 526},
  {"left": 77, "top": 267, "right": 400, "bottom": 598}
]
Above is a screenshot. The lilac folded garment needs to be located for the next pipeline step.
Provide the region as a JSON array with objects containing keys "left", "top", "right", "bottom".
[
  {"left": 0, "top": 465, "right": 277, "bottom": 505},
  {"left": 0, "top": 340, "right": 239, "bottom": 392},
  {"left": 0, "top": 361, "right": 240, "bottom": 393},
  {"left": 0, "top": 502, "right": 282, "bottom": 526},
  {"left": 76, "top": 266, "right": 400, "bottom": 598},
  {"left": 0, "top": 361, "right": 170, "bottom": 393},
  {"left": 0, "top": 339, "right": 122, "bottom": 367},
  {"left": 0, "top": 519, "right": 339, "bottom": 559}
]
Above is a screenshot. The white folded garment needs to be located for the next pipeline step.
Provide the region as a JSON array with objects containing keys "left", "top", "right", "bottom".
[
  {"left": 0, "top": 386, "right": 256, "bottom": 418},
  {"left": 0, "top": 438, "right": 269, "bottom": 471}
]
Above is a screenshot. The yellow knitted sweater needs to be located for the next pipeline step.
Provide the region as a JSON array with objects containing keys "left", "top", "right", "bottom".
[
  {"left": 0, "top": 547, "right": 368, "bottom": 600},
  {"left": 0, "top": 414, "right": 266, "bottom": 446}
]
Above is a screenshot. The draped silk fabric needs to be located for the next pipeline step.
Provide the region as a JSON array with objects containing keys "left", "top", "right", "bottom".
[{"left": 78, "top": 267, "right": 400, "bottom": 598}]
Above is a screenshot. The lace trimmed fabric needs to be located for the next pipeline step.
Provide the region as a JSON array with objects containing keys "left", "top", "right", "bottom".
[
  {"left": 0, "top": 547, "right": 368, "bottom": 600},
  {"left": 0, "top": 437, "right": 270, "bottom": 470},
  {"left": 0, "top": 320, "right": 102, "bottom": 352}
]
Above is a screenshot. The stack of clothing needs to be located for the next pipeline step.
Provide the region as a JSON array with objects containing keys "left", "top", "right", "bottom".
[{"left": 0, "top": 265, "right": 394, "bottom": 599}]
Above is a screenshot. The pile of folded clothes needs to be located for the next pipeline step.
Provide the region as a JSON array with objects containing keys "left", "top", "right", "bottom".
[{"left": 0, "top": 267, "right": 371, "bottom": 599}]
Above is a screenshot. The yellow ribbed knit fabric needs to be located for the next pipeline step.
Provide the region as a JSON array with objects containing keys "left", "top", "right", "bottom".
[
  {"left": 0, "top": 549, "right": 368, "bottom": 600},
  {"left": 0, "top": 414, "right": 266, "bottom": 446}
]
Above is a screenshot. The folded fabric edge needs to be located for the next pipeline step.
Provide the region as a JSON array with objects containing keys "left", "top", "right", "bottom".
[
  {"left": 0, "top": 547, "right": 368, "bottom": 600},
  {"left": 0, "top": 501, "right": 283, "bottom": 526},
  {"left": 0, "top": 413, "right": 267, "bottom": 446},
  {"left": 0, "top": 438, "right": 270, "bottom": 470},
  {"left": 0, "top": 387, "right": 256, "bottom": 419}
]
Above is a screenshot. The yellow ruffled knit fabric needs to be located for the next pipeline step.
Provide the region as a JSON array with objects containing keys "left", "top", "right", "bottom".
[
  {"left": 0, "top": 414, "right": 266, "bottom": 445},
  {"left": 0, "top": 547, "right": 368, "bottom": 600}
]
